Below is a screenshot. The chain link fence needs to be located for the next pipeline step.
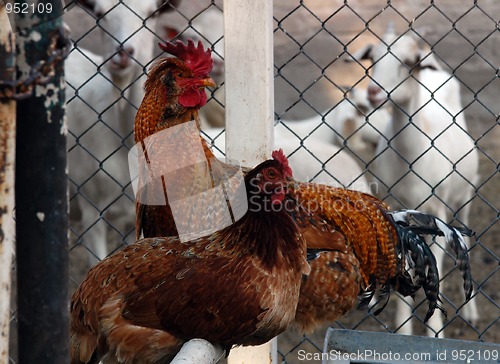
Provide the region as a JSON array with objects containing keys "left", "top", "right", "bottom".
[
  {"left": 9, "top": 0, "right": 499, "bottom": 362},
  {"left": 271, "top": 3, "right": 499, "bottom": 362}
]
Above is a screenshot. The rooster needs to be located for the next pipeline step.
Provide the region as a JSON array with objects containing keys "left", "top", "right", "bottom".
[
  {"left": 133, "top": 40, "right": 473, "bottom": 334},
  {"left": 70, "top": 150, "right": 312, "bottom": 363}
]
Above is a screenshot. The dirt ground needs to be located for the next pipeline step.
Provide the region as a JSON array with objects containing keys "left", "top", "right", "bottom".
[{"left": 9, "top": 0, "right": 499, "bottom": 362}]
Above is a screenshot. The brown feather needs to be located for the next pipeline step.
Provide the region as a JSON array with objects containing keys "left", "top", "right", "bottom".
[
  {"left": 71, "top": 158, "right": 309, "bottom": 363},
  {"left": 295, "top": 250, "right": 362, "bottom": 333},
  {"left": 289, "top": 182, "right": 398, "bottom": 288}
]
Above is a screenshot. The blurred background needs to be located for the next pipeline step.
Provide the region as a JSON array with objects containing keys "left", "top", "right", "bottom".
[{"left": 9, "top": 1, "right": 498, "bottom": 363}]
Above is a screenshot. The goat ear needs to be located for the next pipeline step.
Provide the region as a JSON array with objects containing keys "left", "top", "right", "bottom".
[
  {"left": 416, "top": 50, "right": 441, "bottom": 71},
  {"left": 157, "top": 0, "right": 181, "bottom": 14},
  {"left": 344, "top": 44, "right": 374, "bottom": 63}
]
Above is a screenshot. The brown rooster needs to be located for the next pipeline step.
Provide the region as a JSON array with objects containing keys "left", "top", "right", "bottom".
[
  {"left": 70, "top": 150, "right": 311, "bottom": 363},
  {"left": 134, "top": 39, "right": 226, "bottom": 239},
  {"left": 133, "top": 40, "right": 473, "bottom": 335}
]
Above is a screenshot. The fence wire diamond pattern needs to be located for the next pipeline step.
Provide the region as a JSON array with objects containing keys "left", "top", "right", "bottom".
[{"left": 9, "top": 0, "right": 499, "bottom": 363}]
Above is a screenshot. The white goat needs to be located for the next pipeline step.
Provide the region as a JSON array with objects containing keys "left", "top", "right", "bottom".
[
  {"left": 75, "top": 0, "right": 180, "bottom": 109},
  {"left": 350, "top": 27, "right": 479, "bottom": 337},
  {"left": 277, "top": 88, "right": 390, "bottom": 157},
  {"left": 66, "top": 0, "right": 180, "bottom": 263},
  {"left": 203, "top": 127, "right": 372, "bottom": 193}
]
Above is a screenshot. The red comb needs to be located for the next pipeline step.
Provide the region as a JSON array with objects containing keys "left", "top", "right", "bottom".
[
  {"left": 272, "top": 149, "right": 293, "bottom": 178},
  {"left": 158, "top": 39, "right": 213, "bottom": 77}
]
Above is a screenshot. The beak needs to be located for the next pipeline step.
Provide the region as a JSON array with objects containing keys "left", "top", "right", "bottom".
[{"left": 196, "top": 77, "right": 216, "bottom": 88}]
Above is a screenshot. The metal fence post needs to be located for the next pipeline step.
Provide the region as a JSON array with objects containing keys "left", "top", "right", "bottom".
[
  {"left": 0, "top": 6, "right": 15, "bottom": 362},
  {"left": 14, "top": 1, "right": 69, "bottom": 362},
  {"left": 224, "top": 0, "right": 276, "bottom": 363}
]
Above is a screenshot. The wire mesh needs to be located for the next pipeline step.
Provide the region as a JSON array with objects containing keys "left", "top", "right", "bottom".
[
  {"left": 272, "top": 2, "right": 499, "bottom": 360},
  {"left": 9, "top": 0, "right": 499, "bottom": 362}
]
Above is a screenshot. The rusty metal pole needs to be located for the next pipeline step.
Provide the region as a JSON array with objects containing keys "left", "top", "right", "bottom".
[
  {"left": 14, "top": 1, "right": 69, "bottom": 362},
  {"left": 0, "top": 5, "right": 16, "bottom": 362}
]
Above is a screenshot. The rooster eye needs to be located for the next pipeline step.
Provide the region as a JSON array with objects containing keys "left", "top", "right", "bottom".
[{"left": 267, "top": 169, "right": 277, "bottom": 179}]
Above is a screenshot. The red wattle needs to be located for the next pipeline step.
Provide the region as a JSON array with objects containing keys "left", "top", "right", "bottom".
[{"left": 179, "top": 87, "right": 208, "bottom": 108}]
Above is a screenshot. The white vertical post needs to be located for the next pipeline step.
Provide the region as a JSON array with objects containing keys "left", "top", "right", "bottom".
[
  {"left": 224, "top": 0, "right": 276, "bottom": 363},
  {"left": 224, "top": 0, "right": 274, "bottom": 167}
]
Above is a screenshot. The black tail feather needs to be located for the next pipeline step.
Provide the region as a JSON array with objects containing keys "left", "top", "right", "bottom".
[
  {"left": 388, "top": 210, "right": 473, "bottom": 301},
  {"left": 357, "top": 289, "right": 375, "bottom": 310},
  {"left": 385, "top": 209, "right": 472, "bottom": 322},
  {"left": 392, "top": 222, "right": 442, "bottom": 322}
]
